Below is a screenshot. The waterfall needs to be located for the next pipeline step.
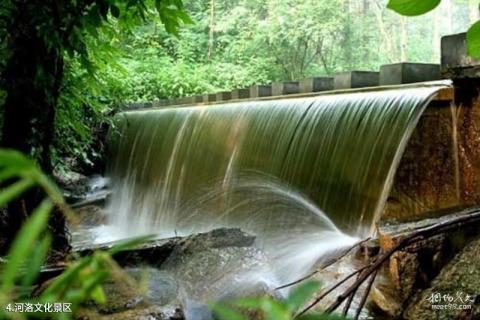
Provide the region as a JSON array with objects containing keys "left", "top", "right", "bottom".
[{"left": 101, "top": 81, "right": 451, "bottom": 287}]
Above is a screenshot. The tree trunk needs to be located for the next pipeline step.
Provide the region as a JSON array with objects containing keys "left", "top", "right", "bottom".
[
  {"left": 444, "top": 0, "right": 453, "bottom": 35},
  {"left": 432, "top": 8, "right": 440, "bottom": 62},
  {"left": 400, "top": 16, "right": 408, "bottom": 62},
  {"left": 207, "top": 0, "right": 215, "bottom": 59},
  {"left": 373, "top": 0, "right": 395, "bottom": 63},
  {"left": 0, "top": 1, "right": 69, "bottom": 257}
]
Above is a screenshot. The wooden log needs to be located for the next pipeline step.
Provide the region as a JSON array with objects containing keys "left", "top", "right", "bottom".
[{"left": 294, "top": 207, "right": 480, "bottom": 317}]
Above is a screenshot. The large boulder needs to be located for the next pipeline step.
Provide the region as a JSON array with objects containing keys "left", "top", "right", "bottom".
[
  {"left": 403, "top": 236, "right": 480, "bottom": 320},
  {"left": 76, "top": 228, "right": 273, "bottom": 320}
]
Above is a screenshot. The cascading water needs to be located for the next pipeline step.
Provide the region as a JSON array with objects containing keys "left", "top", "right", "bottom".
[{"left": 98, "top": 81, "right": 451, "bottom": 312}]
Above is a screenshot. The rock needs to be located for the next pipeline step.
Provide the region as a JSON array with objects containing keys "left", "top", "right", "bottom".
[
  {"left": 77, "top": 267, "right": 184, "bottom": 319},
  {"left": 403, "top": 236, "right": 480, "bottom": 320},
  {"left": 77, "top": 228, "right": 257, "bottom": 267},
  {"left": 158, "top": 229, "right": 273, "bottom": 318},
  {"left": 76, "top": 305, "right": 184, "bottom": 320},
  {"left": 53, "top": 169, "right": 90, "bottom": 202},
  {"left": 74, "top": 228, "right": 271, "bottom": 320},
  {"left": 369, "top": 212, "right": 479, "bottom": 318},
  {"left": 370, "top": 284, "right": 403, "bottom": 317},
  {"left": 73, "top": 205, "right": 107, "bottom": 226}
]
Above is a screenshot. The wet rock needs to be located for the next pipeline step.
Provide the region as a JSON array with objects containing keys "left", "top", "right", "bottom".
[
  {"left": 73, "top": 205, "right": 107, "bottom": 227},
  {"left": 54, "top": 169, "right": 90, "bottom": 202},
  {"left": 77, "top": 268, "right": 184, "bottom": 319},
  {"left": 158, "top": 229, "right": 274, "bottom": 318},
  {"left": 389, "top": 251, "right": 419, "bottom": 301},
  {"left": 77, "top": 305, "right": 184, "bottom": 320},
  {"left": 74, "top": 228, "right": 271, "bottom": 320},
  {"left": 370, "top": 212, "right": 480, "bottom": 318},
  {"left": 370, "top": 284, "right": 403, "bottom": 317},
  {"left": 403, "top": 236, "right": 480, "bottom": 320},
  {"left": 80, "top": 228, "right": 257, "bottom": 268}
]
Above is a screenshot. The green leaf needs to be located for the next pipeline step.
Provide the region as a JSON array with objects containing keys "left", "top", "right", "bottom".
[
  {"left": 108, "top": 234, "right": 154, "bottom": 255},
  {"left": 41, "top": 257, "right": 93, "bottom": 297},
  {"left": 211, "top": 303, "right": 246, "bottom": 320},
  {"left": 233, "top": 297, "right": 266, "bottom": 309},
  {"left": 0, "top": 149, "right": 35, "bottom": 172},
  {"left": 260, "top": 299, "right": 289, "bottom": 320},
  {"left": 467, "top": 21, "right": 480, "bottom": 59},
  {"left": 0, "top": 178, "right": 35, "bottom": 208},
  {"left": 387, "top": 0, "right": 441, "bottom": 16},
  {"left": 177, "top": 11, "right": 194, "bottom": 25},
  {"left": 21, "top": 234, "right": 52, "bottom": 289},
  {"left": 90, "top": 284, "right": 107, "bottom": 304},
  {"left": 1, "top": 200, "right": 52, "bottom": 293},
  {"left": 286, "top": 281, "right": 321, "bottom": 312}
]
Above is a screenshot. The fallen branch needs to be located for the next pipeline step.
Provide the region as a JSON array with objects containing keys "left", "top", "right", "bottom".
[
  {"left": 276, "top": 237, "right": 371, "bottom": 290},
  {"left": 342, "top": 269, "right": 364, "bottom": 316},
  {"left": 297, "top": 207, "right": 480, "bottom": 316},
  {"left": 295, "top": 265, "right": 368, "bottom": 318},
  {"left": 353, "top": 269, "right": 377, "bottom": 320}
]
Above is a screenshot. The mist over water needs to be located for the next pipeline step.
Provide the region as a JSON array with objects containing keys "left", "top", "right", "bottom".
[{"left": 99, "top": 82, "right": 451, "bottom": 308}]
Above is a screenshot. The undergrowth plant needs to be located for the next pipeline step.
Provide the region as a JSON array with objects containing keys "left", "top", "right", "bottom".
[
  {"left": 212, "top": 281, "right": 347, "bottom": 320},
  {"left": 0, "top": 148, "right": 345, "bottom": 319},
  {"left": 0, "top": 149, "right": 145, "bottom": 319}
]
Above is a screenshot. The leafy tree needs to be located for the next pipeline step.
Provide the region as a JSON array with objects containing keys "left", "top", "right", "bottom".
[
  {"left": 387, "top": 0, "right": 480, "bottom": 58},
  {"left": 0, "top": 0, "right": 190, "bottom": 255}
]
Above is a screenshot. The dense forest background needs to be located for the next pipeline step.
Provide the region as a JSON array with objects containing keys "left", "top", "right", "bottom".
[{"left": 0, "top": 0, "right": 476, "bottom": 173}]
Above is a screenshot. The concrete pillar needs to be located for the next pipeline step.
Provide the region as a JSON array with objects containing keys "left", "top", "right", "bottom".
[
  {"left": 272, "top": 81, "right": 300, "bottom": 96},
  {"left": 208, "top": 94, "right": 217, "bottom": 102},
  {"left": 126, "top": 102, "right": 146, "bottom": 109},
  {"left": 175, "top": 97, "right": 184, "bottom": 105},
  {"left": 299, "top": 77, "right": 334, "bottom": 93},
  {"left": 231, "top": 88, "right": 250, "bottom": 100},
  {"left": 203, "top": 94, "right": 217, "bottom": 103},
  {"left": 216, "top": 91, "right": 232, "bottom": 101},
  {"left": 194, "top": 95, "right": 204, "bottom": 103},
  {"left": 380, "top": 63, "right": 440, "bottom": 85},
  {"left": 441, "top": 33, "right": 480, "bottom": 69},
  {"left": 176, "top": 97, "right": 195, "bottom": 105},
  {"left": 154, "top": 100, "right": 169, "bottom": 107},
  {"left": 334, "top": 71, "right": 379, "bottom": 89},
  {"left": 250, "top": 85, "right": 272, "bottom": 98}
]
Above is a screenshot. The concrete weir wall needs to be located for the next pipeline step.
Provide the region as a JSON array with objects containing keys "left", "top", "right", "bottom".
[
  {"left": 384, "top": 33, "right": 480, "bottom": 223},
  {"left": 124, "top": 32, "right": 480, "bottom": 225}
]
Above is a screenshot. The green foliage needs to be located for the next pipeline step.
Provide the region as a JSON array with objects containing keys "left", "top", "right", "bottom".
[
  {"left": 388, "top": 0, "right": 480, "bottom": 59},
  {"left": 467, "top": 20, "right": 480, "bottom": 59},
  {"left": 0, "top": 0, "right": 192, "bottom": 172},
  {"left": 1, "top": 0, "right": 474, "bottom": 172},
  {"left": 212, "top": 281, "right": 347, "bottom": 320},
  {"left": 0, "top": 149, "right": 146, "bottom": 319},
  {"left": 387, "top": 0, "right": 441, "bottom": 16}
]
